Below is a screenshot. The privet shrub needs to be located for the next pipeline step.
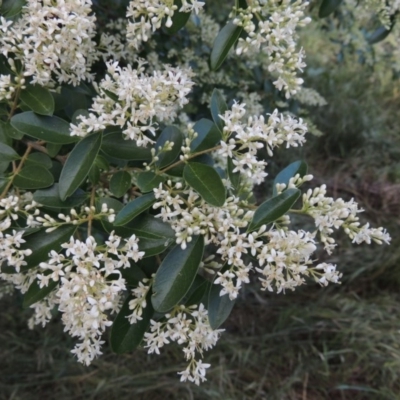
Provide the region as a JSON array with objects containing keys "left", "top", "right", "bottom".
[{"left": 0, "top": 0, "right": 393, "bottom": 385}]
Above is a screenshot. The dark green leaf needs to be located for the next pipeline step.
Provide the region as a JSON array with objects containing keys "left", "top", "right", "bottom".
[
  {"left": 10, "top": 112, "right": 77, "bottom": 144},
  {"left": 110, "top": 293, "right": 153, "bottom": 354},
  {"left": 190, "top": 119, "right": 221, "bottom": 153},
  {"left": 59, "top": 133, "right": 102, "bottom": 200},
  {"left": 20, "top": 225, "right": 77, "bottom": 271},
  {"left": 155, "top": 126, "right": 183, "bottom": 168},
  {"left": 137, "top": 171, "right": 164, "bottom": 193},
  {"left": 367, "top": 25, "right": 392, "bottom": 44},
  {"left": 34, "top": 184, "right": 87, "bottom": 209},
  {"left": 102, "top": 131, "right": 152, "bottom": 160},
  {"left": 23, "top": 278, "right": 58, "bottom": 308},
  {"left": 273, "top": 161, "right": 308, "bottom": 196},
  {"left": 247, "top": 188, "right": 301, "bottom": 232},
  {"left": 129, "top": 214, "right": 175, "bottom": 240},
  {"left": 1, "top": 121, "right": 23, "bottom": 140},
  {"left": 227, "top": 157, "right": 240, "bottom": 190},
  {"left": 319, "top": 0, "right": 343, "bottom": 18},
  {"left": 1, "top": 0, "right": 25, "bottom": 18},
  {"left": 183, "top": 162, "right": 226, "bottom": 207},
  {"left": 20, "top": 84, "right": 55, "bottom": 116},
  {"left": 25, "top": 152, "right": 52, "bottom": 169},
  {"left": 88, "top": 164, "right": 100, "bottom": 185},
  {"left": 185, "top": 275, "right": 210, "bottom": 306},
  {"left": 165, "top": 0, "right": 191, "bottom": 34},
  {"left": 210, "top": 21, "right": 243, "bottom": 71},
  {"left": 120, "top": 264, "right": 148, "bottom": 287},
  {"left": 208, "top": 282, "right": 235, "bottom": 329},
  {"left": 0, "top": 142, "right": 19, "bottom": 162},
  {"left": 46, "top": 143, "right": 62, "bottom": 158},
  {"left": 114, "top": 193, "right": 156, "bottom": 226},
  {"left": 14, "top": 165, "right": 54, "bottom": 189},
  {"left": 151, "top": 235, "right": 204, "bottom": 313},
  {"left": 210, "top": 89, "right": 228, "bottom": 133},
  {"left": 137, "top": 237, "right": 174, "bottom": 257},
  {"left": 110, "top": 171, "right": 132, "bottom": 197}
]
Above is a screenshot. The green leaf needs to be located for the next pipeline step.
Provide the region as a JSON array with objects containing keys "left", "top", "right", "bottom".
[
  {"left": 185, "top": 275, "right": 210, "bottom": 306},
  {"left": 10, "top": 112, "right": 77, "bottom": 144},
  {"left": 110, "top": 293, "right": 153, "bottom": 354},
  {"left": 1, "top": 0, "right": 25, "bottom": 18},
  {"left": 1, "top": 121, "right": 23, "bottom": 140},
  {"left": 14, "top": 165, "right": 54, "bottom": 189},
  {"left": 318, "top": 0, "right": 343, "bottom": 18},
  {"left": 137, "top": 237, "right": 174, "bottom": 257},
  {"left": 120, "top": 264, "right": 148, "bottom": 287},
  {"left": 19, "top": 225, "right": 77, "bottom": 272},
  {"left": 367, "top": 25, "right": 393, "bottom": 44},
  {"left": 46, "top": 143, "right": 62, "bottom": 158},
  {"left": 0, "top": 142, "right": 19, "bottom": 162},
  {"left": 247, "top": 188, "right": 301, "bottom": 232},
  {"left": 110, "top": 171, "right": 132, "bottom": 197},
  {"left": 183, "top": 162, "right": 226, "bottom": 207},
  {"left": 129, "top": 214, "right": 175, "bottom": 240},
  {"left": 273, "top": 161, "right": 308, "bottom": 196},
  {"left": 19, "top": 84, "right": 55, "bottom": 116},
  {"left": 114, "top": 193, "right": 156, "bottom": 226},
  {"left": 155, "top": 126, "right": 183, "bottom": 168},
  {"left": 190, "top": 119, "right": 221, "bottom": 153},
  {"left": 151, "top": 235, "right": 204, "bottom": 313},
  {"left": 101, "top": 131, "right": 152, "bottom": 160},
  {"left": 25, "top": 152, "right": 52, "bottom": 169},
  {"left": 23, "top": 278, "right": 58, "bottom": 308},
  {"left": 208, "top": 282, "right": 235, "bottom": 329},
  {"left": 59, "top": 133, "right": 102, "bottom": 200},
  {"left": 34, "top": 184, "right": 87, "bottom": 209},
  {"left": 210, "top": 21, "right": 243, "bottom": 71},
  {"left": 227, "top": 157, "right": 240, "bottom": 190},
  {"left": 210, "top": 89, "right": 228, "bottom": 133},
  {"left": 88, "top": 164, "right": 100, "bottom": 185},
  {"left": 165, "top": 0, "right": 191, "bottom": 34},
  {"left": 136, "top": 171, "right": 164, "bottom": 193}
]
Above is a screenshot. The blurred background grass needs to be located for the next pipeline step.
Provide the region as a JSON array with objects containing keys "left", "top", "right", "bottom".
[{"left": 2, "top": 7, "right": 400, "bottom": 400}]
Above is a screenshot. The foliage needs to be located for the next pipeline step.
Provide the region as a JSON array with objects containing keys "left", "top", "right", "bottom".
[{"left": 0, "top": 0, "right": 395, "bottom": 387}]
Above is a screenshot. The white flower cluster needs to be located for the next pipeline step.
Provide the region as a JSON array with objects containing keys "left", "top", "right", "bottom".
[
  {"left": 232, "top": 0, "right": 311, "bottom": 97},
  {"left": 255, "top": 229, "right": 341, "bottom": 293},
  {"left": 37, "top": 232, "right": 144, "bottom": 365},
  {"left": 302, "top": 185, "right": 392, "bottom": 253},
  {"left": 70, "top": 61, "right": 195, "bottom": 146},
  {"left": 294, "top": 87, "right": 328, "bottom": 107},
  {"left": 126, "top": 0, "right": 205, "bottom": 49},
  {"left": 142, "top": 303, "right": 222, "bottom": 385},
  {"left": 0, "top": 195, "right": 40, "bottom": 273},
  {"left": 219, "top": 102, "right": 308, "bottom": 186},
  {"left": 0, "top": 0, "right": 98, "bottom": 86}
]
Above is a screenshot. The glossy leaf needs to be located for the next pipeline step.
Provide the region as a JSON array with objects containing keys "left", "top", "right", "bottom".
[
  {"left": 190, "top": 119, "right": 221, "bottom": 153},
  {"left": 319, "top": 0, "right": 343, "bottom": 18},
  {"left": 34, "top": 184, "right": 87, "bottom": 209},
  {"left": 120, "top": 264, "right": 148, "bottom": 287},
  {"left": 210, "top": 21, "right": 243, "bottom": 71},
  {"left": 101, "top": 131, "right": 152, "bottom": 160},
  {"left": 110, "top": 293, "right": 153, "bottom": 354},
  {"left": 136, "top": 171, "right": 164, "bottom": 193},
  {"left": 155, "top": 126, "right": 183, "bottom": 168},
  {"left": 210, "top": 89, "right": 228, "bottom": 133},
  {"left": 1, "top": 121, "right": 23, "bottom": 140},
  {"left": 10, "top": 112, "right": 77, "bottom": 144},
  {"left": 14, "top": 165, "right": 54, "bottom": 189},
  {"left": 208, "top": 283, "right": 236, "bottom": 329},
  {"left": 20, "top": 84, "right": 55, "bottom": 116},
  {"left": 247, "top": 188, "right": 301, "bottom": 232},
  {"left": 114, "top": 193, "right": 156, "bottom": 226},
  {"left": 25, "top": 152, "right": 52, "bottom": 169},
  {"left": 46, "top": 143, "right": 62, "bottom": 158},
  {"left": 0, "top": 142, "right": 19, "bottom": 162},
  {"left": 137, "top": 237, "right": 174, "bottom": 257},
  {"left": 183, "top": 162, "right": 226, "bottom": 207},
  {"left": 110, "top": 171, "right": 132, "bottom": 197},
  {"left": 368, "top": 25, "right": 393, "bottom": 44},
  {"left": 227, "top": 157, "right": 240, "bottom": 190},
  {"left": 152, "top": 235, "right": 204, "bottom": 313},
  {"left": 165, "top": 0, "right": 191, "bottom": 34},
  {"left": 129, "top": 214, "right": 175, "bottom": 240},
  {"left": 19, "top": 225, "right": 77, "bottom": 271},
  {"left": 59, "top": 133, "right": 102, "bottom": 200},
  {"left": 273, "top": 160, "right": 308, "bottom": 196},
  {"left": 1, "top": 0, "right": 25, "bottom": 18},
  {"left": 23, "top": 278, "right": 58, "bottom": 308}
]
